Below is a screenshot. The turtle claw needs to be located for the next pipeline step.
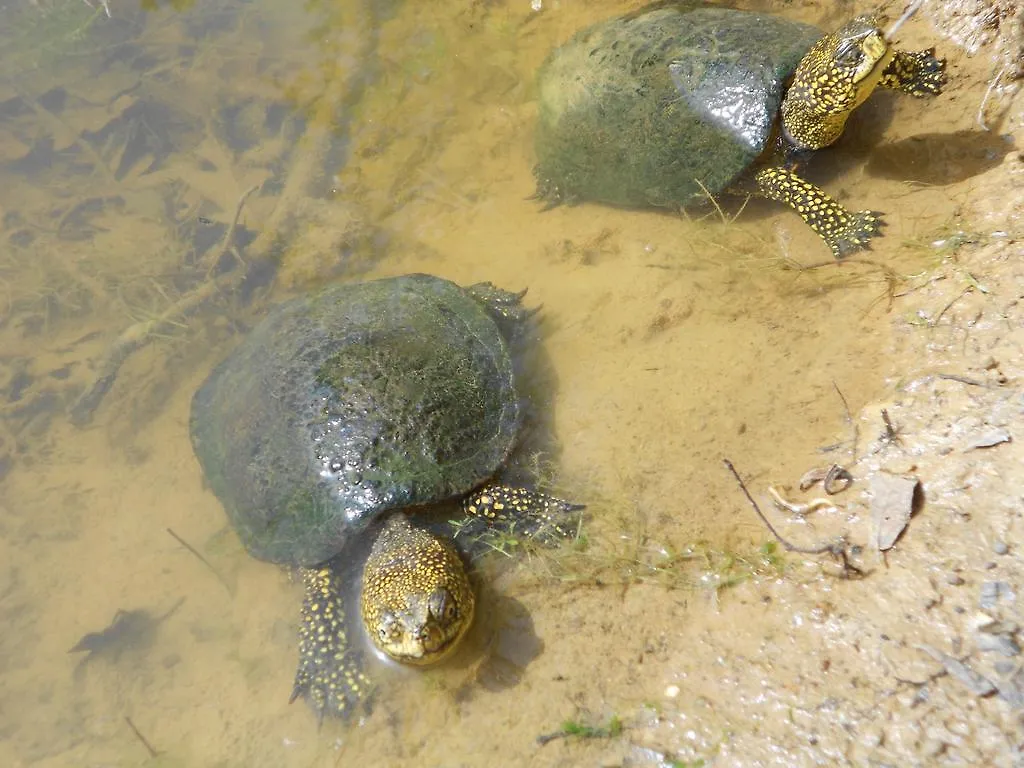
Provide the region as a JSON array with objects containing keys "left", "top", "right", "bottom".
[{"left": 831, "top": 210, "right": 886, "bottom": 260}]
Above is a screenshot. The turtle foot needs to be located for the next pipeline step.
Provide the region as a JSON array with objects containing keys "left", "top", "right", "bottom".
[
  {"left": 882, "top": 48, "right": 947, "bottom": 97},
  {"left": 830, "top": 210, "right": 886, "bottom": 260},
  {"left": 290, "top": 565, "right": 372, "bottom": 723},
  {"left": 462, "top": 485, "right": 585, "bottom": 544}
]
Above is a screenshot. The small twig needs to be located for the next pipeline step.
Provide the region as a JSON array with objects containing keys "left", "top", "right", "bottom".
[
  {"left": 937, "top": 373, "right": 992, "bottom": 388},
  {"left": 693, "top": 178, "right": 731, "bottom": 226},
  {"left": 977, "top": 64, "right": 1009, "bottom": 132},
  {"left": 832, "top": 380, "right": 859, "bottom": 462},
  {"left": 167, "top": 528, "right": 232, "bottom": 594},
  {"left": 929, "top": 286, "right": 972, "bottom": 327},
  {"left": 723, "top": 459, "right": 863, "bottom": 577},
  {"left": 729, "top": 193, "right": 751, "bottom": 225},
  {"left": 768, "top": 486, "right": 837, "bottom": 517},
  {"left": 124, "top": 717, "right": 159, "bottom": 758},
  {"left": 724, "top": 459, "right": 827, "bottom": 554},
  {"left": 885, "top": 0, "right": 924, "bottom": 40},
  {"left": 880, "top": 409, "right": 903, "bottom": 445},
  {"left": 202, "top": 185, "right": 261, "bottom": 279}
]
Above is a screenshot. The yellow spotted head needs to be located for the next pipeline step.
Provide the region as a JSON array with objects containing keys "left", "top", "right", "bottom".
[
  {"left": 359, "top": 515, "right": 475, "bottom": 665},
  {"left": 781, "top": 14, "right": 894, "bottom": 150}
]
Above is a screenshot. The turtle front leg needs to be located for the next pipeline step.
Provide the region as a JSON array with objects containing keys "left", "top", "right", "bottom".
[
  {"left": 754, "top": 166, "right": 884, "bottom": 260},
  {"left": 880, "top": 48, "right": 946, "bottom": 97},
  {"left": 290, "top": 564, "right": 373, "bottom": 723},
  {"left": 462, "top": 485, "right": 584, "bottom": 543}
]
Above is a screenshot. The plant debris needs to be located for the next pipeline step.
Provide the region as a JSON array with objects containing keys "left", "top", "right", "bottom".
[{"left": 870, "top": 473, "right": 920, "bottom": 551}]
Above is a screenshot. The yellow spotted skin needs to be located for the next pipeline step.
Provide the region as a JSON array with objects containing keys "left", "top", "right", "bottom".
[
  {"left": 360, "top": 516, "right": 475, "bottom": 666},
  {"left": 755, "top": 14, "right": 946, "bottom": 258},
  {"left": 291, "top": 566, "right": 372, "bottom": 721},
  {"left": 879, "top": 48, "right": 947, "bottom": 97},
  {"left": 781, "top": 15, "right": 893, "bottom": 152},
  {"left": 754, "top": 166, "right": 883, "bottom": 259},
  {"left": 462, "top": 485, "right": 582, "bottom": 541},
  {"left": 290, "top": 484, "right": 581, "bottom": 721}
]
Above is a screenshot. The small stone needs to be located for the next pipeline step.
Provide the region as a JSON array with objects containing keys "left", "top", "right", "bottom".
[
  {"left": 976, "top": 634, "right": 1021, "bottom": 657},
  {"left": 870, "top": 473, "right": 920, "bottom": 550},
  {"left": 946, "top": 574, "right": 965, "bottom": 586},
  {"left": 665, "top": 685, "right": 680, "bottom": 698},
  {"left": 858, "top": 726, "right": 883, "bottom": 748},
  {"left": 993, "top": 541, "right": 1009, "bottom": 555},
  {"left": 965, "top": 428, "right": 1012, "bottom": 450},
  {"left": 981, "top": 620, "right": 1019, "bottom": 635},
  {"left": 996, "top": 671, "right": 1024, "bottom": 708},
  {"left": 980, "top": 581, "right": 1014, "bottom": 609},
  {"left": 969, "top": 613, "right": 996, "bottom": 631},
  {"left": 918, "top": 644, "right": 996, "bottom": 696}
]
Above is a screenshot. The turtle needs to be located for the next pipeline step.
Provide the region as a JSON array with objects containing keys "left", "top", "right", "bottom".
[
  {"left": 189, "top": 273, "right": 580, "bottom": 720},
  {"left": 532, "top": 2, "right": 947, "bottom": 258}
]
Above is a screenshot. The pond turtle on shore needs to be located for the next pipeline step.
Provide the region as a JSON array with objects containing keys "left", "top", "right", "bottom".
[
  {"left": 189, "top": 273, "right": 580, "bottom": 719},
  {"left": 533, "top": 2, "right": 946, "bottom": 258}
]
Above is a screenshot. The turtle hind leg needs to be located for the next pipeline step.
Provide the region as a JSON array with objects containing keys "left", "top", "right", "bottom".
[
  {"left": 880, "top": 48, "right": 947, "bottom": 97},
  {"left": 290, "top": 565, "right": 373, "bottom": 723},
  {"left": 462, "top": 485, "right": 584, "bottom": 544},
  {"left": 753, "top": 166, "right": 885, "bottom": 259}
]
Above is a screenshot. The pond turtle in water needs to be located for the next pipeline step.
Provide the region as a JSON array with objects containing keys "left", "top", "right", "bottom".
[
  {"left": 190, "top": 274, "right": 579, "bottom": 719},
  {"left": 533, "top": 2, "right": 946, "bottom": 258}
]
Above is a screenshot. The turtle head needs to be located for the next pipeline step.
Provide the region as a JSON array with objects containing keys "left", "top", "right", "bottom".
[
  {"left": 781, "top": 14, "right": 894, "bottom": 150},
  {"left": 360, "top": 516, "right": 476, "bottom": 665}
]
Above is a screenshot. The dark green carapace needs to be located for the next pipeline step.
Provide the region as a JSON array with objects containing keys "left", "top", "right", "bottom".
[
  {"left": 534, "top": 4, "right": 822, "bottom": 209},
  {"left": 190, "top": 274, "right": 520, "bottom": 567},
  {"left": 534, "top": 3, "right": 946, "bottom": 258},
  {"left": 190, "top": 274, "right": 580, "bottom": 720}
]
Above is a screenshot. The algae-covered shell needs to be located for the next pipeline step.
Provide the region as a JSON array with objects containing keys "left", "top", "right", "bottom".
[
  {"left": 534, "top": 3, "right": 823, "bottom": 207},
  {"left": 190, "top": 274, "right": 520, "bottom": 566}
]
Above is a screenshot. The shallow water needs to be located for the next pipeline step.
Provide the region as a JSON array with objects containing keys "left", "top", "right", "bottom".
[{"left": 0, "top": 0, "right": 1013, "bottom": 765}]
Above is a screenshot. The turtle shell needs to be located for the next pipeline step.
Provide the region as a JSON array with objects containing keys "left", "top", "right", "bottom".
[
  {"left": 190, "top": 274, "right": 521, "bottom": 566},
  {"left": 533, "top": 3, "right": 823, "bottom": 208}
]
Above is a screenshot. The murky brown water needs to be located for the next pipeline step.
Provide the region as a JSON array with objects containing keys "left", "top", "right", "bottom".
[{"left": 0, "top": 0, "right": 1017, "bottom": 765}]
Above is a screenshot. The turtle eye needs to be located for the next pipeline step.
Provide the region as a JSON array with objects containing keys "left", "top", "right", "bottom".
[
  {"left": 428, "top": 589, "right": 458, "bottom": 623},
  {"left": 835, "top": 40, "right": 863, "bottom": 68},
  {"left": 378, "top": 613, "right": 400, "bottom": 643}
]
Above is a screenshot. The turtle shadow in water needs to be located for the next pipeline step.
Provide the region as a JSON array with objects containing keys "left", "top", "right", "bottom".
[
  {"left": 862, "top": 129, "right": 1015, "bottom": 186},
  {"left": 456, "top": 592, "right": 545, "bottom": 697}
]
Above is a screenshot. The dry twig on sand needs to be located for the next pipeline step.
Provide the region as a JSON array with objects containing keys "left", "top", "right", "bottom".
[{"left": 723, "top": 458, "right": 864, "bottom": 577}]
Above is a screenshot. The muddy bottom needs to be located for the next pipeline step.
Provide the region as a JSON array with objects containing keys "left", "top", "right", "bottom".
[{"left": 0, "top": 0, "right": 1021, "bottom": 765}]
